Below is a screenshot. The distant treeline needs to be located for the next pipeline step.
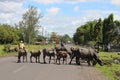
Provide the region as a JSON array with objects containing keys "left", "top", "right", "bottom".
[{"left": 73, "top": 13, "right": 120, "bottom": 46}]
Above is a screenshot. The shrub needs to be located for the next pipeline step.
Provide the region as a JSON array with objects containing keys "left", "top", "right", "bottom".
[{"left": 3, "top": 44, "right": 11, "bottom": 52}]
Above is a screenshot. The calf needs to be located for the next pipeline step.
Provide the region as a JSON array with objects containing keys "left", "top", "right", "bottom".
[
  {"left": 30, "top": 50, "right": 41, "bottom": 63},
  {"left": 56, "top": 51, "right": 68, "bottom": 64}
]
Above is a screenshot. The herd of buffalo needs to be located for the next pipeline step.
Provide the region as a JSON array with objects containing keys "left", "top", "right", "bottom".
[{"left": 17, "top": 45, "right": 103, "bottom": 66}]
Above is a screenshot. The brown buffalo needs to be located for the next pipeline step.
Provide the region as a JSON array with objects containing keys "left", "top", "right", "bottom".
[
  {"left": 30, "top": 50, "right": 41, "bottom": 63},
  {"left": 42, "top": 48, "right": 55, "bottom": 64},
  {"left": 17, "top": 49, "right": 27, "bottom": 63},
  {"left": 56, "top": 51, "right": 68, "bottom": 64},
  {"left": 54, "top": 46, "right": 67, "bottom": 54},
  {"left": 69, "top": 47, "right": 102, "bottom": 66}
]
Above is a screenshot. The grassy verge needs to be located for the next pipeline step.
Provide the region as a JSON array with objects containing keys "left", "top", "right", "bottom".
[
  {"left": 0, "top": 44, "right": 54, "bottom": 57},
  {"left": 96, "top": 52, "right": 120, "bottom": 80}
]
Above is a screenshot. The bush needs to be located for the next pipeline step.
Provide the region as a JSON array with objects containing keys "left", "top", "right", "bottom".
[{"left": 3, "top": 44, "right": 11, "bottom": 52}]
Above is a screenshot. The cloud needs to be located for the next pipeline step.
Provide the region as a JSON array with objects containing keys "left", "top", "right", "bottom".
[
  {"left": 35, "top": 0, "right": 103, "bottom": 4},
  {"left": 40, "top": 9, "right": 120, "bottom": 37},
  {"left": 0, "top": 0, "right": 25, "bottom": 2},
  {"left": 111, "top": 0, "right": 120, "bottom": 6},
  {"left": 74, "top": 6, "right": 79, "bottom": 12},
  {"left": 0, "top": 1, "right": 25, "bottom": 25},
  {"left": 34, "top": 0, "right": 60, "bottom": 4},
  {"left": 46, "top": 7, "right": 60, "bottom": 16}
]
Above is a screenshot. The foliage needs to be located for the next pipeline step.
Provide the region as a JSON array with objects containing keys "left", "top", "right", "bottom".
[
  {"left": 35, "top": 35, "right": 45, "bottom": 42},
  {"left": 73, "top": 13, "right": 120, "bottom": 47},
  {"left": 49, "top": 32, "right": 59, "bottom": 43},
  {"left": 3, "top": 44, "right": 11, "bottom": 52},
  {"left": 60, "top": 34, "right": 73, "bottom": 43},
  {"left": 0, "top": 24, "right": 19, "bottom": 44},
  {"left": 102, "top": 14, "right": 115, "bottom": 44},
  {"left": 17, "top": 6, "right": 42, "bottom": 44}
]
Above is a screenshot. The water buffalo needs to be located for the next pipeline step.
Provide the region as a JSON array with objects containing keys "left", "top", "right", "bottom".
[
  {"left": 69, "top": 47, "right": 81, "bottom": 65},
  {"left": 54, "top": 46, "right": 72, "bottom": 58},
  {"left": 69, "top": 47, "right": 102, "bottom": 66},
  {"left": 42, "top": 48, "right": 56, "bottom": 64},
  {"left": 30, "top": 50, "right": 41, "bottom": 63},
  {"left": 56, "top": 51, "right": 68, "bottom": 64},
  {"left": 17, "top": 49, "right": 27, "bottom": 63},
  {"left": 54, "top": 46, "right": 67, "bottom": 53}
]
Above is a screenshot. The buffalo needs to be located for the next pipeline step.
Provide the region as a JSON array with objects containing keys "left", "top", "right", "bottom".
[
  {"left": 30, "top": 50, "right": 41, "bottom": 63},
  {"left": 56, "top": 51, "right": 68, "bottom": 64},
  {"left": 17, "top": 49, "right": 27, "bottom": 63},
  {"left": 54, "top": 46, "right": 67, "bottom": 54},
  {"left": 42, "top": 48, "right": 56, "bottom": 64},
  {"left": 69, "top": 47, "right": 81, "bottom": 65},
  {"left": 69, "top": 47, "right": 102, "bottom": 66}
]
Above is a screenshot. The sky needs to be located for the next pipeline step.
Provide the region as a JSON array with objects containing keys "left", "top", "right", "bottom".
[{"left": 0, "top": 0, "right": 120, "bottom": 37}]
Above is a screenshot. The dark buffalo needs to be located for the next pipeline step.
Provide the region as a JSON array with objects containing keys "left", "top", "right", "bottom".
[
  {"left": 54, "top": 46, "right": 67, "bottom": 54},
  {"left": 17, "top": 49, "right": 27, "bottom": 63},
  {"left": 56, "top": 51, "right": 68, "bottom": 64},
  {"left": 69, "top": 47, "right": 81, "bottom": 65},
  {"left": 54, "top": 46, "right": 72, "bottom": 58},
  {"left": 42, "top": 48, "right": 56, "bottom": 64},
  {"left": 69, "top": 47, "right": 102, "bottom": 66},
  {"left": 30, "top": 50, "right": 41, "bottom": 63}
]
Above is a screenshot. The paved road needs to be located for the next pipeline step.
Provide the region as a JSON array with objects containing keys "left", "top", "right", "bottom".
[{"left": 0, "top": 45, "right": 108, "bottom": 80}]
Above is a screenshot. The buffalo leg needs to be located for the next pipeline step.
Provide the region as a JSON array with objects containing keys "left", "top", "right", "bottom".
[
  {"left": 26, "top": 55, "right": 27, "bottom": 62},
  {"left": 76, "top": 57, "right": 80, "bottom": 65},
  {"left": 53, "top": 56, "right": 55, "bottom": 64},
  {"left": 62, "top": 57, "right": 64, "bottom": 64},
  {"left": 65, "top": 58, "right": 67, "bottom": 64},
  {"left": 23, "top": 56, "right": 25, "bottom": 63},
  {"left": 30, "top": 55, "right": 32, "bottom": 63},
  {"left": 69, "top": 55, "right": 75, "bottom": 64},
  {"left": 97, "top": 59, "right": 103, "bottom": 66},
  {"left": 43, "top": 55, "right": 46, "bottom": 63},
  {"left": 38, "top": 56, "right": 40, "bottom": 63},
  {"left": 59, "top": 58, "right": 61, "bottom": 64},
  {"left": 92, "top": 59, "right": 97, "bottom": 66},
  {"left": 87, "top": 60, "right": 91, "bottom": 66},
  {"left": 36, "top": 57, "right": 37, "bottom": 63},
  {"left": 17, "top": 55, "right": 21, "bottom": 63},
  {"left": 49, "top": 56, "right": 51, "bottom": 64}
]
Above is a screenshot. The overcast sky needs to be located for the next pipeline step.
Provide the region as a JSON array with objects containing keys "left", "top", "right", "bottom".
[{"left": 0, "top": 0, "right": 120, "bottom": 37}]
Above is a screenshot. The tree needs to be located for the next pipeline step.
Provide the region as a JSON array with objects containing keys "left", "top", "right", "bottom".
[
  {"left": 0, "top": 24, "right": 19, "bottom": 44},
  {"left": 50, "top": 32, "right": 59, "bottom": 44},
  {"left": 61, "top": 34, "right": 73, "bottom": 43},
  {"left": 102, "top": 13, "right": 114, "bottom": 44},
  {"left": 94, "top": 18, "right": 102, "bottom": 42},
  {"left": 18, "top": 6, "right": 42, "bottom": 44},
  {"left": 113, "top": 20, "right": 120, "bottom": 44}
]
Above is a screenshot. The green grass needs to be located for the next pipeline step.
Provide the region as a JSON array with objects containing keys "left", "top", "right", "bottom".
[
  {"left": 0, "top": 44, "right": 54, "bottom": 57},
  {"left": 96, "top": 52, "right": 120, "bottom": 80}
]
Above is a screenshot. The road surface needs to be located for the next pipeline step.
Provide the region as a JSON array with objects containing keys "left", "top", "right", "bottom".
[{"left": 0, "top": 45, "right": 108, "bottom": 80}]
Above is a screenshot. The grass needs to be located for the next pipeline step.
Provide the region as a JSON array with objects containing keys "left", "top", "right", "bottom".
[
  {"left": 96, "top": 52, "right": 120, "bottom": 80},
  {"left": 0, "top": 44, "right": 55, "bottom": 57}
]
